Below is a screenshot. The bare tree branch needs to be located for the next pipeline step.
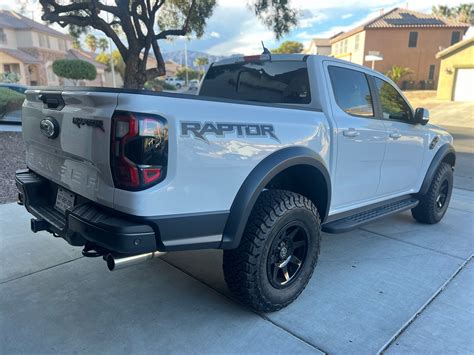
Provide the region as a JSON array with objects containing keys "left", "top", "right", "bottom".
[{"left": 155, "top": 0, "right": 196, "bottom": 39}]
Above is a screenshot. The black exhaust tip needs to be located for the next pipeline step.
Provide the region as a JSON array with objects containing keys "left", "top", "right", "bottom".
[{"left": 106, "top": 254, "right": 116, "bottom": 271}]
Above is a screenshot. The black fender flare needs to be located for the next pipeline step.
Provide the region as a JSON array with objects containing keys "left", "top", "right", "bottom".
[
  {"left": 221, "top": 146, "right": 331, "bottom": 249},
  {"left": 419, "top": 143, "right": 456, "bottom": 195}
]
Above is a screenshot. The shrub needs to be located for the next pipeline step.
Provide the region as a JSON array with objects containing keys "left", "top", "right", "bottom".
[
  {"left": 0, "top": 88, "right": 25, "bottom": 117},
  {"left": 0, "top": 72, "right": 21, "bottom": 83},
  {"left": 52, "top": 59, "right": 97, "bottom": 85},
  {"left": 144, "top": 79, "right": 176, "bottom": 92}
]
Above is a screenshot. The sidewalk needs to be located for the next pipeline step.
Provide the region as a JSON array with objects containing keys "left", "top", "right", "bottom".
[{"left": 1, "top": 189, "right": 473, "bottom": 354}]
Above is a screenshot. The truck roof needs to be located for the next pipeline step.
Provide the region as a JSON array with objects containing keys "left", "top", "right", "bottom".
[{"left": 213, "top": 53, "right": 310, "bottom": 66}]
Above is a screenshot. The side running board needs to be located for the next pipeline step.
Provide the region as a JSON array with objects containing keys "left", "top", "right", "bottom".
[{"left": 322, "top": 197, "right": 419, "bottom": 234}]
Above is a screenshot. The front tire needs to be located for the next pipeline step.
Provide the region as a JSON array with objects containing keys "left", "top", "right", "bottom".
[
  {"left": 223, "top": 190, "right": 321, "bottom": 312},
  {"left": 412, "top": 162, "right": 453, "bottom": 224}
]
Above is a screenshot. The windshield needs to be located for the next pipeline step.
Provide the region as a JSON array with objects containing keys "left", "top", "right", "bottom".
[{"left": 199, "top": 60, "right": 311, "bottom": 104}]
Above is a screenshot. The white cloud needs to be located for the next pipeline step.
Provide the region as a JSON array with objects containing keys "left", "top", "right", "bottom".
[
  {"left": 299, "top": 11, "right": 329, "bottom": 28},
  {"left": 341, "top": 13, "right": 353, "bottom": 19},
  {"left": 209, "top": 31, "right": 221, "bottom": 38}
]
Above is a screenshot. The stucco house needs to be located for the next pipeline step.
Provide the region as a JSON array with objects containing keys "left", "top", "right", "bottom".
[
  {"left": 304, "top": 38, "right": 332, "bottom": 56},
  {"left": 330, "top": 7, "right": 470, "bottom": 89},
  {"left": 0, "top": 10, "right": 111, "bottom": 87},
  {"left": 436, "top": 37, "right": 474, "bottom": 101}
]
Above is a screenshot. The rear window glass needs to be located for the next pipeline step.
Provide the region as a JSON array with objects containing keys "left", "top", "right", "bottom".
[
  {"left": 328, "top": 66, "right": 374, "bottom": 117},
  {"left": 199, "top": 61, "right": 311, "bottom": 104}
]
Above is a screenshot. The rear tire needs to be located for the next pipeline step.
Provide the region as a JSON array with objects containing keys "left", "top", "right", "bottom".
[
  {"left": 412, "top": 162, "right": 453, "bottom": 224},
  {"left": 223, "top": 190, "right": 321, "bottom": 312}
]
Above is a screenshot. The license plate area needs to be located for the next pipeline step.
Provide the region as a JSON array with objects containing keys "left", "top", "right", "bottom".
[{"left": 55, "top": 187, "right": 75, "bottom": 214}]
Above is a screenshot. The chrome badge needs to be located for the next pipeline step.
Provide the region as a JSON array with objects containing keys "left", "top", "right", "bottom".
[{"left": 40, "top": 117, "right": 59, "bottom": 139}]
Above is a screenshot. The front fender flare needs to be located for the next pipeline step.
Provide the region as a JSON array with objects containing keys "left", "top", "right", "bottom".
[
  {"left": 419, "top": 143, "right": 455, "bottom": 195},
  {"left": 221, "top": 146, "right": 331, "bottom": 249}
]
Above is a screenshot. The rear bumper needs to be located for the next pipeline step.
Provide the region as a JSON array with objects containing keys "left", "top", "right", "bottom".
[{"left": 16, "top": 169, "right": 228, "bottom": 254}]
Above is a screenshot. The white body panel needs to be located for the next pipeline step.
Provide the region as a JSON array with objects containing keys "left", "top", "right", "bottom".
[
  {"left": 21, "top": 55, "right": 454, "bottom": 221},
  {"left": 22, "top": 90, "right": 117, "bottom": 208},
  {"left": 113, "top": 94, "right": 330, "bottom": 216}
]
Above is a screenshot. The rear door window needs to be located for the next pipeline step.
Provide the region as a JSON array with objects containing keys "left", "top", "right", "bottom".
[
  {"left": 328, "top": 66, "right": 374, "bottom": 117},
  {"left": 199, "top": 61, "right": 311, "bottom": 104}
]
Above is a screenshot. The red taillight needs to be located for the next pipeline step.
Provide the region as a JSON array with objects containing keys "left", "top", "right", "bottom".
[
  {"left": 111, "top": 111, "right": 168, "bottom": 190},
  {"left": 243, "top": 55, "right": 262, "bottom": 62}
]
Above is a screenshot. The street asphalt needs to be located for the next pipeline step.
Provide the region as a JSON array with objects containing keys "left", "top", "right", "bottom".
[{"left": 0, "top": 188, "right": 472, "bottom": 354}]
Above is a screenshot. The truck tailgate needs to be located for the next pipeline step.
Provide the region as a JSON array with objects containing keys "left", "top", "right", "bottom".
[{"left": 22, "top": 89, "right": 118, "bottom": 208}]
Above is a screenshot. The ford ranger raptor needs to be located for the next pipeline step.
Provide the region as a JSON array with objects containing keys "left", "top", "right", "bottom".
[{"left": 16, "top": 54, "right": 455, "bottom": 312}]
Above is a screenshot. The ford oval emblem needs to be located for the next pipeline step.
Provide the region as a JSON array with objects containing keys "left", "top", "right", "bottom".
[{"left": 40, "top": 117, "right": 59, "bottom": 139}]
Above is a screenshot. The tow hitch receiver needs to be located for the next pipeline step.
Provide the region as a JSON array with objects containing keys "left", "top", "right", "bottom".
[{"left": 30, "top": 218, "right": 49, "bottom": 233}]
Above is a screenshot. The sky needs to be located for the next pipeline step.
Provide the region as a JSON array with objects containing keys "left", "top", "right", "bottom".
[{"left": 3, "top": 0, "right": 471, "bottom": 55}]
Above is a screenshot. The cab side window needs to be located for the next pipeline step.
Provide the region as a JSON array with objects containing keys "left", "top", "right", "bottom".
[
  {"left": 374, "top": 78, "right": 413, "bottom": 122},
  {"left": 328, "top": 66, "right": 374, "bottom": 117}
]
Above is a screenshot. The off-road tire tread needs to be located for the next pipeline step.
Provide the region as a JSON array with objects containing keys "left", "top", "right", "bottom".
[
  {"left": 412, "top": 162, "right": 452, "bottom": 224},
  {"left": 223, "top": 189, "right": 321, "bottom": 312}
]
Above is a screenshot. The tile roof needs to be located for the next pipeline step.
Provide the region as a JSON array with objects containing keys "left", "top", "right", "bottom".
[
  {"left": 67, "top": 49, "right": 108, "bottom": 70},
  {"left": 331, "top": 7, "right": 470, "bottom": 43},
  {"left": 436, "top": 36, "right": 474, "bottom": 59},
  {"left": 0, "top": 10, "right": 71, "bottom": 39},
  {"left": 0, "top": 48, "right": 42, "bottom": 64}
]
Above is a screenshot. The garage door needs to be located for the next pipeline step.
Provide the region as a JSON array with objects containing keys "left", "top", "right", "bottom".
[{"left": 454, "top": 68, "right": 474, "bottom": 101}]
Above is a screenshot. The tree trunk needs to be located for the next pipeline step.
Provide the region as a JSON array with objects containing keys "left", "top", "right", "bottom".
[
  {"left": 123, "top": 54, "right": 148, "bottom": 90},
  {"left": 122, "top": 49, "right": 168, "bottom": 90}
]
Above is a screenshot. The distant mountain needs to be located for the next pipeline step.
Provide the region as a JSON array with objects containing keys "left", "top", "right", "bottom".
[{"left": 162, "top": 50, "right": 238, "bottom": 70}]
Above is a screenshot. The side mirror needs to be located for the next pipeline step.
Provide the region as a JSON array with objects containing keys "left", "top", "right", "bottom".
[{"left": 414, "top": 108, "right": 429, "bottom": 125}]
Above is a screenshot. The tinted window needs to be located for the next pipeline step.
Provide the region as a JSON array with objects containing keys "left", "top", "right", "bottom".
[
  {"left": 328, "top": 66, "right": 374, "bottom": 117},
  {"left": 199, "top": 61, "right": 311, "bottom": 104},
  {"left": 408, "top": 32, "right": 418, "bottom": 48},
  {"left": 374, "top": 78, "right": 413, "bottom": 122},
  {"left": 451, "top": 31, "right": 461, "bottom": 45}
]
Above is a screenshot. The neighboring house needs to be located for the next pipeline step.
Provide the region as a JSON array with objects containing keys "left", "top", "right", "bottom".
[
  {"left": 147, "top": 54, "right": 182, "bottom": 78},
  {"left": 164, "top": 60, "right": 181, "bottom": 77},
  {"left": 0, "top": 10, "right": 108, "bottom": 87},
  {"left": 436, "top": 37, "right": 474, "bottom": 101},
  {"left": 330, "top": 7, "right": 469, "bottom": 89},
  {"left": 304, "top": 34, "right": 342, "bottom": 56},
  {"left": 304, "top": 38, "right": 331, "bottom": 56}
]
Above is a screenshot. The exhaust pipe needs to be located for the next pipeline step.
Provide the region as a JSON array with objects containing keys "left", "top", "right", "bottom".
[{"left": 106, "top": 251, "right": 167, "bottom": 271}]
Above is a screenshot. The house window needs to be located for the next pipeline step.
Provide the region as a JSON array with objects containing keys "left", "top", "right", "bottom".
[
  {"left": 3, "top": 63, "right": 20, "bottom": 74},
  {"left": 0, "top": 28, "right": 7, "bottom": 43},
  {"left": 408, "top": 32, "right": 418, "bottom": 48},
  {"left": 451, "top": 31, "right": 461, "bottom": 45},
  {"left": 354, "top": 34, "right": 360, "bottom": 51},
  {"left": 343, "top": 39, "right": 348, "bottom": 53},
  {"left": 39, "top": 34, "right": 51, "bottom": 48},
  {"left": 428, "top": 65, "right": 435, "bottom": 80}
]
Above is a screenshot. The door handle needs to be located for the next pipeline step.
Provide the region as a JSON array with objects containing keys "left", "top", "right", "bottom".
[
  {"left": 389, "top": 132, "right": 402, "bottom": 139},
  {"left": 343, "top": 128, "right": 360, "bottom": 138}
]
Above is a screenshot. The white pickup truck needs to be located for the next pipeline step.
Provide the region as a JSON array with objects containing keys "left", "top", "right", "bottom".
[
  {"left": 16, "top": 54, "right": 455, "bottom": 312},
  {"left": 164, "top": 77, "right": 185, "bottom": 89}
]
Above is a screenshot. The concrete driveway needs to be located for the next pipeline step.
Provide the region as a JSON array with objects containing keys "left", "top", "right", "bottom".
[{"left": 1, "top": 189, "right": 472, "bottom": 354}]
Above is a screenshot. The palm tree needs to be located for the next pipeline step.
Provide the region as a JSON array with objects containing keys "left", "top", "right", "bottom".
[
  {"left": 432, "top": 5, "right": 452, "bottom": 18},
  {"left": 386, "top": 66, "right": 413, "bottom": 85},
  {"left": 455, "top": 4, "right": 474, "bottom": 25},
  {"left": 98, "top": 38, "right": 109, "bottom": 53},
  {"left": 432, "top": 3, "right": 473, "bottom": 25},
  {"left": 85, "top": 34, "right": 97, "bottom": 53},
  {"left": 194, "top": 57, "right": 209, "bottom": 78}
]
